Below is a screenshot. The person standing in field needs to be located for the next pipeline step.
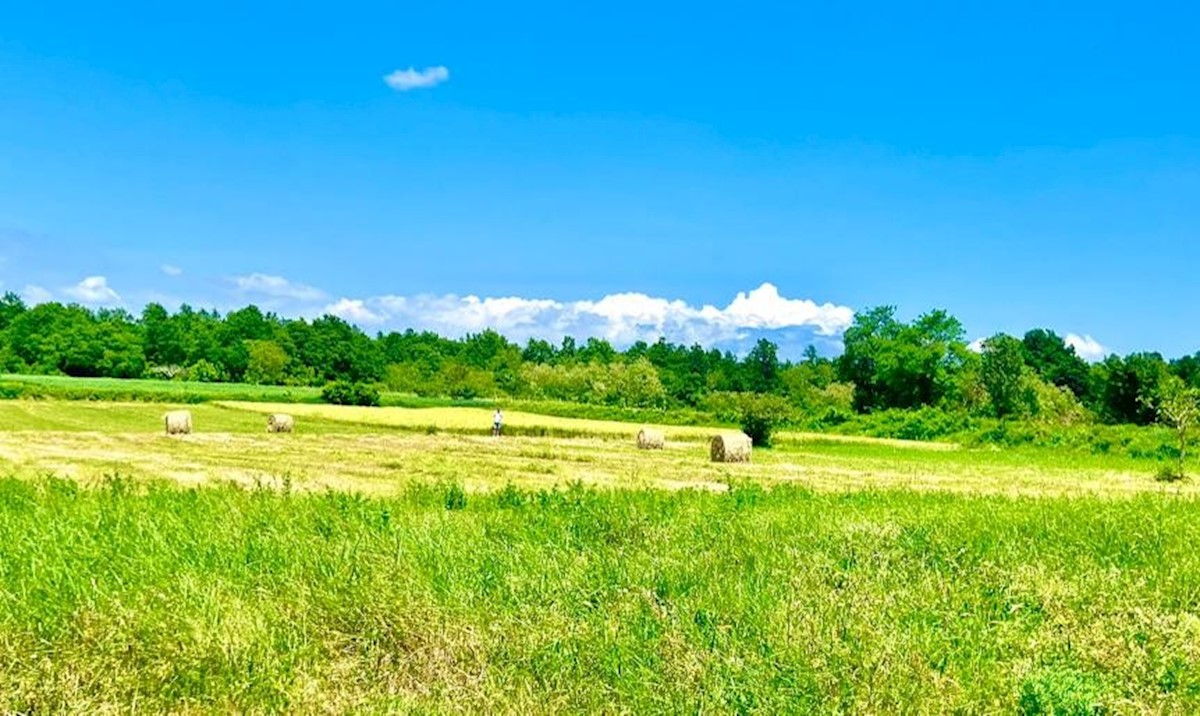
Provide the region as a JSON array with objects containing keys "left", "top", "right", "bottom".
[{"left": 492, "top": 408, "right": 504, "bottom": 437}]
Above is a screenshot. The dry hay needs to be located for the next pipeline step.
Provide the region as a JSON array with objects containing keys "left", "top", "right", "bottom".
[
  {"left": 164, "top": 410, "right": 193, "bottom": 436},
  {"left": 267, "top": 413, "right": 295, "bottom": 433},
  {"left": 710, "top": 432, "right": 752, "bottom": 463},
  {"left": 636, "top": 428, "right": 665, "bottom": 450}
]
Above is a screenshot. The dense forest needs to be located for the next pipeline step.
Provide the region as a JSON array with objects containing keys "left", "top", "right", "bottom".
[{"left": 1, "top": 292, "right": 1198, "bottom": 429}]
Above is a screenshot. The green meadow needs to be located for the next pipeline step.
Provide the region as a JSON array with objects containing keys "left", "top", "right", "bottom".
[{"left": 1, "top": 397, "right": 1198, "bottom": 713}]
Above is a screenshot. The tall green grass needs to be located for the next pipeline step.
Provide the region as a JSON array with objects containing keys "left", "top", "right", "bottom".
[
  {"left": 822, "top": 407, "right": 1186, "bottom": 461},
  {"left": 0, "top": 374, "right": 326, "bottom": 404},
  {"left": 2, "top": 477, "right": 1197, "bottom": 713},
  {"left": 0, "top": 374, "right": 728, "bottom": 428}
]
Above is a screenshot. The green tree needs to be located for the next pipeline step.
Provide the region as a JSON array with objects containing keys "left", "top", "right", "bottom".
[
  {"left": 521, "top": 338, "right": 556, "bottom": 364},
  {"left": 578, "top": 337, "right": 617, "bottom": 365},
  {"left": 742, "top": 338, "right": 782, "bottom": 394},
  {"left": 303, "top": 316, "right": 383, "bottom": 383},
  {"left": 1095, "top": 353, "right": 1169, "bottom": 425},
  {"left": 174, "top": 305, "right": 222, "bottom": 368},
  {"left": 141, "top": 302, "right": 184, "bottom": 367},
  {"left": 981, "top": 334, "right": 1035, "bottom": 419},
  {"left": 94, "top": 308, "right": 146, "bottom": 379},
  {"left": 704, "top": 392, "right": 794, "bottom": 447},
  {"left": 607, "top": 358, "right": 668, "bottom": 408},
  {"left": 244, "top": 340, "right": 290, "bottom": 385},
  {"left": 1022, "top": 329, "right": 1090, "bottom": 398},
  {"left": 186, "top": 359, "right": 223, "bottom": 382},
  {"left": 461, "top": 330, "right": 513, "bottom": 369},
  {"left": 839, "top": 306, "right": 899, "bottom": 411},
  {"left": 1171, "top": 353, "right": 1200, "bottom": 389},
  {"left": 838, "top": 306, "right": 968, "bottom": 412},
  {"left": 0, "top": 292, "right": 26, "bottom": 331},
  {"left": 1150, "top": 376, "right": 1200, "bottom": 480},
  {"left": 440, "top": 362, "right": 498, "bottom": 400}
]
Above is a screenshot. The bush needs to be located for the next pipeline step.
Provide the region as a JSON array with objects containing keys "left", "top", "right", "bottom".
[
  {"left": 1156, "top": 464, "right": 1186, "bottom": 483},
  {"left": 704, "top": 392, "right": 793, "bottom": 448},
  {"left": 186, "top": 359, "right": 222, "bottom": 383},
  {"left": 495, "top": 482, "right": 525, "bottom": 509},
  {"left": 741, "top": 412, "right": 776, "bottom": 447},
  {"left": 1018, "top": 666, "right": 1107, "bottom": 715},
  {"left": 321, "top": 380, "right": 381, "bottom": 407},
  {"left": 443, "top": 483, "right": 467, "bottom": 511}
]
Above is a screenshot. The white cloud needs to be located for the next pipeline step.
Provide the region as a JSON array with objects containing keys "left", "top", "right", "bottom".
[
  {"left": 967, "top": 337, "right": 985, "bottom": 354},
  {"left": 384, "top": 66, "right": 450, "bottom": 91},
  {"left": 1066, "top": 333, "right": 1108, "bottom": 362},
  {"left": 22, "top": 285, "right": 52, "bottom": 305},
  {"left": 327, "top": 282, "right": 854, "bottom": 351},
  {"left": 161, "top": 264, "right": 183, "bottom": 277},
  {"left": 325, "top": 298, "right": 384, "bottom": 324},
  {"left": 233, "top": 273, "right": 326, "bottom": 302},
  {"left": 723, "top": 284, "right": 854, "bottom": 335},
  {"left": 63, "top": 276, "right": 121, "bottom": 305}
]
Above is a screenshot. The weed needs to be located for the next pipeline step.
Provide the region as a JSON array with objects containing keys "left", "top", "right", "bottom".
[{"left": 443, "top": 482, "right": 467, "bottom": 510}]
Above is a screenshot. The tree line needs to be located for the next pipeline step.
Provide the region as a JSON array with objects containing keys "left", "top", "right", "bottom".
[{"left": 1, "top": 293, "right": 1197, "bottom": 428}]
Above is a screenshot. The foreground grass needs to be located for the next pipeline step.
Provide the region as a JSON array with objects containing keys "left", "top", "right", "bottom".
[{"left": 1, "top": 477, "right": 1198, "bottom": 713}]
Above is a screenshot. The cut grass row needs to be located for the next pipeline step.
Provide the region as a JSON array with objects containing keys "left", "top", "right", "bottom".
[{"left": 2, "top": 477, "right": 1198, "bottom": 713}]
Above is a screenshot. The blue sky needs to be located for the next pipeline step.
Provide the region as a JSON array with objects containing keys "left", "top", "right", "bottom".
[{"left": 1, "top": 1, "right": 1198, "bottom": 359}]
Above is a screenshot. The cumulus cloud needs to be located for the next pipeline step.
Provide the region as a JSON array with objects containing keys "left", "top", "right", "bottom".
[
  {"left": 63, "top": 276, "right": 121, "bottom": 305},
  {"left": 383, "top": 66, "right": 450, "bottom": 91},
  {"left": 22, "top": 285, "right": 53, "bottom": 305},
  {"left": 967, "top": 337, "right": 985, "bottom": 353},
  {"left": 325, "top": 283, "right": 854, "bottom": 351},
  {"left": 233, "top": 273, "right": 326, "bottom": 302},
  {"left": 723, "top": 284, "right": 854, "bottom": 335},
  {"left": 1066, "top": 333, "right": 1108, "bottom": 362},
  {"left": 161, "top": 264, "right": 183, "bottom": 277},
  {"left": 325, "top": 298, "right": 384, "bottom": 324}
]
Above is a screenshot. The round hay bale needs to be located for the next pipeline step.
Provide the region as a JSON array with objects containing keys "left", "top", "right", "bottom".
[
  {"left": 710, "top": 432, "right": 752, "bottom": 463},
  {"left": 164, "top": 410, "right": 193, "bottom": 436},
  {"left": 266, "top": 413, "right": 295, "bottom": 433},
  {"left": 636, "top": 428, "right": 665, "bottom": 450}
]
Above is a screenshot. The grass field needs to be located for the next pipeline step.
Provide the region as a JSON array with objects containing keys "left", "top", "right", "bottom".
[
  {"left": 3, "top": 477, "right": 1199, "bottom": 713},
  {"left": 2, "top": 397, "right": 1199, "bottom": 713},
  {"left": 0, "top": 399, "right": 1191, "bottom": 498}
]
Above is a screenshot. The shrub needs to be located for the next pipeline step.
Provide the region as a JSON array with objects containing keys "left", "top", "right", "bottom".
[
  {"left": 495, "top": 482, "right": 525, "bottom": 509},
  {"left": 186, "top": 359, "right": 222, "bottom": 383},
  {"left": 1017, "top": 666, "right": 1107, "bottom": 715},
  {"left": 705, "top": 392, "right": 793, "bottom": 448},
  {"left": 443, "top": 483, "right": 467, "bottom": 511},
  {"left": 321, "top": 380, "right": 381, "bottom": 407},
  {"left": 1156, "top": 464, "right": 1185, "bottom": 483},
  {"left": 741, "top": 412, "right": 776, "bottom": 447}
]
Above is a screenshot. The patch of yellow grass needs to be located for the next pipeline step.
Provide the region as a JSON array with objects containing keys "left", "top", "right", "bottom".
[
  {"left": 216, "top": 402, "right": 960, "bottom": 451},
  {"left": 0, "top": 400, "right": 1188, "bottom": 499},
  {"left": 774, "top": 431, "right": 961, "bottom": 451},
  {"left": 218, "top": 402, "right": 717, "bottom": 441}
]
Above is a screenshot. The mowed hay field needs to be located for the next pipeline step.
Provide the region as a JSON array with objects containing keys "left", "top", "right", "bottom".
[
  {"left": 0, "top": 399, "right": 1193, "bottom": 498},
  {"left": 2, "top": 399, "right": 1200, "bottom": 713}
]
